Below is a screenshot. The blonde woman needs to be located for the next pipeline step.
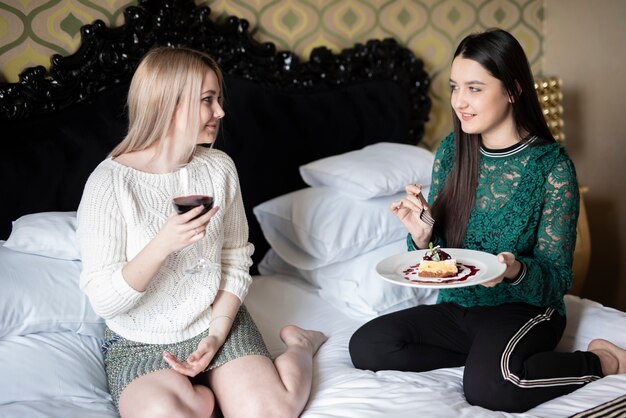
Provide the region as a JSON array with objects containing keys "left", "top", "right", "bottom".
[{"left": 77, "top": 47, "right": 326, "bottom": 418}]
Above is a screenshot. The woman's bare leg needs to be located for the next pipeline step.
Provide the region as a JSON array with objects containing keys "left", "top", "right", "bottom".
[
  {"left": 118, "top": 369, "right": 217, "bottom": 418},
  {"left": 588, "top": 339, "right": 626, "bottom": 375},
  {"left": 208, "top": 325, "right": 327, "bottom": 418}
]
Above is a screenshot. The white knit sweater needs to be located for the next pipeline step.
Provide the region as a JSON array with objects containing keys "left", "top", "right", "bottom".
[{"left": 76, "top": 147, "right": 254, "bottom": 344}]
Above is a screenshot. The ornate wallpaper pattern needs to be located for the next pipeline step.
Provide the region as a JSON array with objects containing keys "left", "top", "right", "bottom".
[{"left": 0, "top": 0, "right": 544, "bottom": 146}]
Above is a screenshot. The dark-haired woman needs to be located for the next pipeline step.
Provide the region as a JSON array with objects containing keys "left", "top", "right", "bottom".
[{"left": 348, "top": 28, "right": 626, "bottom": 413}]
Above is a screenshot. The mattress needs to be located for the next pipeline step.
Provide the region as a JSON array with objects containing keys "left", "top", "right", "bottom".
[
  {"left": 245, "top": 274, "right": 626, "bottom": 418},
  {"left": 1, "top": 246, "right": 625, "bottom": 418}
]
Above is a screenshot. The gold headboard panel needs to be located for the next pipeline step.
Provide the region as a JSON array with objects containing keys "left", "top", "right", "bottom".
[{"left": 535, "top": 77, "right": 565, "bottom": 142}]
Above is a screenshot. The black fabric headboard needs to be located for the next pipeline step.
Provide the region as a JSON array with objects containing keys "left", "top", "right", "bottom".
[{"left": 0, "top": 0, "right": 431, "bottom": 272}]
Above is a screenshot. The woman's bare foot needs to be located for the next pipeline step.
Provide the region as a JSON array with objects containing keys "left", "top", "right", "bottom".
[
  {"left": 280, "top": 325, "right": 327, "bottom": 355},
  {"left": 588, "top": 339, "right": 626, "bottom": 375}
]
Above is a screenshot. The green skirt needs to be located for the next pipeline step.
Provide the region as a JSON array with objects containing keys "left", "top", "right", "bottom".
[{"left": 102, "top": 304, "right": 270, "bottom": 407}]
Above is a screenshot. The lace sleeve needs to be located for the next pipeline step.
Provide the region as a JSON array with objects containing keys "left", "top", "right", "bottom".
[{"left": 508, "top": 155, "right": 580, "bottom": 305}]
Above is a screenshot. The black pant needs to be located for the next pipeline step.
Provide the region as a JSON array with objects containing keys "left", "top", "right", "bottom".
[{"left": 349, "top": 302, "right": 603, "bottom": 413}]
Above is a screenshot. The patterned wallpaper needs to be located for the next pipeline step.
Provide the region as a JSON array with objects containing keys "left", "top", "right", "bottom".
[{"left": 0, "top": 0, "right": 545, "bottom": 147}]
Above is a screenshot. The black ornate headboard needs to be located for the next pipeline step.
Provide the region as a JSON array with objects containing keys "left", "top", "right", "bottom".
[{"left": 0, "top": 0, "right": 431, "bottom": 271}]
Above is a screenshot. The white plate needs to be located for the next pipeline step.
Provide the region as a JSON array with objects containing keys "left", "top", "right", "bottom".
[{"left": 376, "top": 248, "right": 506, "bottom": 288}]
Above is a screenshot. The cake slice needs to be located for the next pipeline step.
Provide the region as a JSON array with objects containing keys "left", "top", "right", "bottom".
[{"left": 418, "top": 244, "right": 458, "bottom": 278}]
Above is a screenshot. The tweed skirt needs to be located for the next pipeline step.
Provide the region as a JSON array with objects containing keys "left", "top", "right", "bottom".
[{"left": 101, "top": 304, "right": 270, "bottom": 407}]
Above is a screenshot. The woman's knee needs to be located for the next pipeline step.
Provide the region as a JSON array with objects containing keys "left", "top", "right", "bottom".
[
  {"left": 349, "top": 323, "right": 387, "bottom": 371},
  {"left": 463, "top": 380, "right": 493, "bottom": 410},
  {"left": 234, "top": 395, "right": 299, "bottom": 418},
  {"left": 464, "top": 384, "right": 525, "bottom": 413},
  {"left": 463, "top": 363, "right": 498, "bottom": 409},
  {"left": 463, "top": 370, "right": 521, "bottom": 412},
  {"left": 120, "top": 392, "right": 184, "bottom": 418},
  {"left": 120, "top": 384, "right": 214, "bottom": 418}
]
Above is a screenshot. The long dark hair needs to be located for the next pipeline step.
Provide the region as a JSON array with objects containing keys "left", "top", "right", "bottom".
[{"left": 430, "top": 28, "right": 556, "bottom": 248}]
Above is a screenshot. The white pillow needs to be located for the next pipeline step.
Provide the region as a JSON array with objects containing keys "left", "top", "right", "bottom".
[
  {"left": 0, "top": 331, "right": 114, "bottom": 410},
  {"left": 0, "top": 243, "right": 104, "bottom": 339},
  {"left": 4, "top": 211, "right": 80, "bottom": 260},
  {"left": 299, "top": 142, "right": 435, "bottom": 200},
  {"left": 259, "top": 240, "right": 438, "bottom": 320},
  {"left": 253, "top": 187, "right": 422, "bottom": 270}
]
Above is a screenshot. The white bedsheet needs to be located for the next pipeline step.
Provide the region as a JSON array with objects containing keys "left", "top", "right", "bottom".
[
  {"left": 246, "top": 274, "right": 626, "bottom": 418},
  {"left": 2, "top": 272, "right": 625, "bottom": 418}
]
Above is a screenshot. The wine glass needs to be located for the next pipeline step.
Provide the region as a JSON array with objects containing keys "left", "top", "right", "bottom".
[{"left": 172, "top": 171, "right": 217, "bottom": 274}]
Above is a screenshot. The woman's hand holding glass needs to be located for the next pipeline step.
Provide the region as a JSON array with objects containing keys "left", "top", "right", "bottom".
[
  {"left": 173, "top": 201, "right": 219, "bottom": 274},
  {"left": 391, "top": 184, "right": 434, "bottom": 249},
  {"left": 170, "top": 176, "right": 221, "bottom": 274},
  {"left": 158, "top": 205, "right": 218, "bottom": 254}
]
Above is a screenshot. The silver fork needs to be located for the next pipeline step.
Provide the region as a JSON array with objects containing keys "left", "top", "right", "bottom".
[
  {"left": 413, "top": 185, "right": 435, "bottom": 227},
  {"left": 419, "top": 208, "right": 435, "bottom": 227}
]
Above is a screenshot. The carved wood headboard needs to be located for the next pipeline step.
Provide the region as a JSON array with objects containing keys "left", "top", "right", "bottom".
[{"left": 0, "top": 0, "right": 432, "bottom": 271}]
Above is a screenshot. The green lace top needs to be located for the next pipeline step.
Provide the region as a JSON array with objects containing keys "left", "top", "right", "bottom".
[{"left": 408, "top": 133, "right": 579, "bottom": 315}]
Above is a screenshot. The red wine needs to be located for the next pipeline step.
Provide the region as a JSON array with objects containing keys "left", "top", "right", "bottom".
[{"left": 172, "top": 195, "right": 214, "bottom": 217}]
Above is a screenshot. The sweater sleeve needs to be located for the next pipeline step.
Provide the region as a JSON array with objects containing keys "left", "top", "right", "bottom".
[
  {"left": 211, "top": 151, "right": 253, "bottom": 302},
  {"left": 76, "top": 166, "right": 144, "bottom": 319}
]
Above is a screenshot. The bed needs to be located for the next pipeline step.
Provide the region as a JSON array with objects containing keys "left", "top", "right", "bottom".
[{"left": 1, "top": 1, "right": 625, "bottom": 417}]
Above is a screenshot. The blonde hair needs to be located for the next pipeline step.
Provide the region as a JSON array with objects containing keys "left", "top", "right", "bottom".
[{"left": 110, "top": 47, "right": 224, "bottom": 161}]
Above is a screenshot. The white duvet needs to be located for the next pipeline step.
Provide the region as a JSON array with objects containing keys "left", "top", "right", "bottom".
[
  {"left": 2, "top": 272, "right": 625, "bottom": 418},
  {"left": 246, "top": 274, "right": 626, "bottom": 418}
]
